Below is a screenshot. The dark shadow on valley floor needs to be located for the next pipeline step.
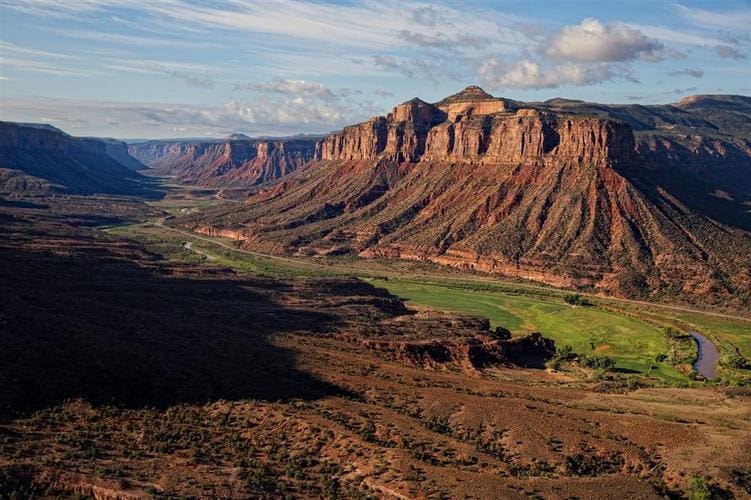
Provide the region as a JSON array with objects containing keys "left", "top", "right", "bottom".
[{"left": 0, "top": 237, "right": 348, "bottom": 419}]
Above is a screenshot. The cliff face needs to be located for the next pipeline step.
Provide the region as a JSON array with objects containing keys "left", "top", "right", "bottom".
[
  {"left": 101, "top": 139, "right": 146, "bottom": 171},
  {"left": 185, "top": 87, "right": 751, "bottom": 306},
  {"left": 129, "top": 137, "right": 318, "bottom": 188},
  {"left": 314, "top": 95, "right": 635, "bottom": 168},
  {"left": 0, "top": 122, "right": 147, "bottom": 195}
]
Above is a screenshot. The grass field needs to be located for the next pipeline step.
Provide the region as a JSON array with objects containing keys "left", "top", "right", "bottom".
[{"left": 365, "top": 279, "right": 688, "bottom": 382}]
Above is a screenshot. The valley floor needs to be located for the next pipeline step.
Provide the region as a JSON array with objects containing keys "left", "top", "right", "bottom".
[
  {"left": 1, "top": 184, "right": 750, "bottom": 498},
  {"left": 112, "top": 183, "right": 751, "bottom": 386}
]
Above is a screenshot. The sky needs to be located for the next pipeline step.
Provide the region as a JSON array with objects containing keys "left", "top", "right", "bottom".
[{"left": 0, "top": 0, "right": 749, "bottom": 139}]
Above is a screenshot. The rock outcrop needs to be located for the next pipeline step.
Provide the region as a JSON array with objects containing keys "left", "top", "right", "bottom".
[
  {"left": 0, "top": 122, "right": 147, "bottom": 195},
  {"left": 129, "top": 136, "right": 319, "bottom": 188},
  {"left": 314, "top": 90, "right": 634, "bottom": 167}
]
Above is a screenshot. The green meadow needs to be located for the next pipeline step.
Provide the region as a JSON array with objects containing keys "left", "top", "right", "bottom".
[{"left": 366, "top": 278, "right": 688, "bottom": 382}]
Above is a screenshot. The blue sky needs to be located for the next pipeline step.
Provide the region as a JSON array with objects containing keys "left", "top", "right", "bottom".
[{"left": 0, "top": 0, "right": 749, "bottom": 139}]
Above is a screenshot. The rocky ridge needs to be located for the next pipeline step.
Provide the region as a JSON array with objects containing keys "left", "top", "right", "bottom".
[{"left": 129, "top": 135, "right": 320, "bottom": 187}]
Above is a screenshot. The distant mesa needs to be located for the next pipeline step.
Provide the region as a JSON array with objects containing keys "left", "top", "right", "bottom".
[
  {"left": 10, "top": 122, "right": 70, "bottom": 135},
  {"left": 675, "top": 94, "right": 751, "bottom": 109},
  {"left": 0, "top": 121, "right": 150, "bottom": 195},
  {"left": 225, "top": 133, "right": 253, "bottom": 141},
  {"left": 436, "top": 85, "right": 499, "bottom": 104}
]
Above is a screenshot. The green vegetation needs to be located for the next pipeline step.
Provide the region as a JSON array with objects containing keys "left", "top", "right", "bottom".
[
  {"left": 365, "top": 279, "right": 686, "bottom": 382},
  {"left": 107, "top": 223, "right": 338, "bottom": 278},
  {"left": 616, "top": 308, "right": 751, "bottom": 383},
  {"left": 686, "top": 475, "right": 711, "bottom": 500},
  {"left": 563, "top": 293, "right": 591, "bottom": 306},
  {"left": 545, "top": 345, "right": 576, "bottom": 371},
  {"left": 580, "top": 354, "right": 616, "bottom": 371}
]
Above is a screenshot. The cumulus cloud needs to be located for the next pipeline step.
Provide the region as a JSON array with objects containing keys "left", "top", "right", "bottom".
[
  {"left": 475, "top": 17, "right": 685, "bottom": 90},
  {"left": 714, "top": 45, "right": 747, "bottom": 60},
  {"left": 546, "top": 18, "right": 665, "bottom": 62},
  {"left": 668, "top": 67, "right": 704, "bottom": 78},
  {"left": 478, "top": 59, "right": 636, "bottom": 90}
]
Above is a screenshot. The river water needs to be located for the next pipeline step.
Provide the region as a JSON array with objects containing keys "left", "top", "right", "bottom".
[{"left": 688, "top": 331, "right": 720, "bottom": 379}]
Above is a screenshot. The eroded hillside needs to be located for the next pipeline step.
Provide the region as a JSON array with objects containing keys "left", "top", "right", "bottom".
[{"left": 183, "top": 87, "right": 751, "bottom": 306}]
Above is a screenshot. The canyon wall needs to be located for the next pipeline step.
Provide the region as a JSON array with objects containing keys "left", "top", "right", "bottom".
[
  {"left": 0, "top": 122, "right": 146, "bottom": 194},
  {"left": 129, "top": 137, "right": 318, "bottom": 187},
  {"left": 314, "top": 98, "right": 636, "bottom": 167}
]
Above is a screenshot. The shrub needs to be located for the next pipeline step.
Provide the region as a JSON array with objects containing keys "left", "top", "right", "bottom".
[
  {"left": 545, "top": 359, "right": 561, "bottom": 371},
  {"left": 563, "top": 294, "right": 590, "bottom": 306},
  {"left": 490, "top": 326, "right": 512, "bottom": 340},
  {"left": 555, "top": 345, "right": 576, "bottom": 361},
  {"left": 565, "top": 453, "right": 624, "bottom": 476},
  {"left": 731, "top": 468, "right": 751, "bottom": 494},
  {"left": 720, "top": 353, "right": 748, "bottom": 370},
  {"left": 545, "top": 345, "right": 577, "bottom": 370},
  {"left": 581, "top": 355, "right": 615, "bottom": 371},
  {"left": 664, "top": 327, "right": 683, "bottom": 339},
  {"left": 687, "top": 475, "right": 711, "bottom": 500}
]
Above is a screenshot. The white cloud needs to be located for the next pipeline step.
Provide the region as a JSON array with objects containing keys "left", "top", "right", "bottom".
[
  {"left": 676, "top": 3, "right": 751, "bottom": 30},
  {"left": 668, "top": 67, "right": 704, "bottom": 78},
  {"left": 103, "top": 59, "right": 216, "bottom": 88},
  {"left": 46, "top": 28, "right": 221, "bottom": 49},
  {"left": 370, "top": 55, "right": 464, "bottom": 84},
  {"left": 0, "top": 56, "right": 97, "bottom": 76},
  {"left": 0, "top": 94, "right": 378, "bottom": 138},
  {"left": 546, "top": 18, "right": 665, "bottom": 62},
  {"left": 625, "top": 24, "right": 722, "bottom": 47},
  {"left": 0, "top": 41, "right": 96, "bottom": 76},
  {"left": 236, "top": 79, "right": 337, "bottom": 100},
  {"left": 478, "top": 59, "right": 635, "bottom": 90},
  {"left": 0, "top": 40, "right": 77, "bottom": 59},
  {"left": 0, "top": 0, "right": 515, "bottom": 52}
]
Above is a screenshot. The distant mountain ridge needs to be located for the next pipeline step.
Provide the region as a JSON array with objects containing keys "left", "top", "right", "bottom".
[
  {"left": 129, "top": 135, "right": 321, "bottom": 188},
  {"left": 0, "top": 122, "right": 149, "bottom": 195},
  {"left": 183, "top": 87, "right": 751, "bottom": 306}
]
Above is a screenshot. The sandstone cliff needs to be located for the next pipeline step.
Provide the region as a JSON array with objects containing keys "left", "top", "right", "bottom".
[
  {"left": 314, "top": 89, "right": 634, "bottom": 168},
  {"left": 129, "top": 135, "right": 319, "bottom": 188}
]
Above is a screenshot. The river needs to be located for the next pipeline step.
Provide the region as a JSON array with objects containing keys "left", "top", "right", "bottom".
[{"left": 688, "top": 331, "right": 720, "bottom": 379}]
